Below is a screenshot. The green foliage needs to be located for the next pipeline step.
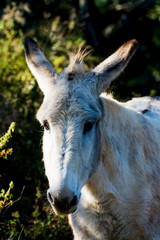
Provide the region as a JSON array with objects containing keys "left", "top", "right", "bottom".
[
  {"left": 0, "top": 122, "right": 15, "bottom": 159},
  {"left": 0, "top": 123, "right": 19, "bottom": 239},
  {"left": 0, "top": 181, "right": 14, "bottom": 212},
  {"left": 0, "top": 122, "right": 15, "bottom": 212},
  {"left": 0, "top": 181, "right": 21, "bottom": 240}
]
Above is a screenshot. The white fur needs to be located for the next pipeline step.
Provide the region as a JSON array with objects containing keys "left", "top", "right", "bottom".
[{"left": 24, "top": 38, "right": 160, "bottom": 239}]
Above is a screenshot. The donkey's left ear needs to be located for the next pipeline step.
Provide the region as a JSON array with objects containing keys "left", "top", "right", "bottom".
[
  {"left": 92, "top": 39, "right": 138, "bottom": 95},
  {"left": 23, "top": 36, "right": 57, "bottom": 95}
]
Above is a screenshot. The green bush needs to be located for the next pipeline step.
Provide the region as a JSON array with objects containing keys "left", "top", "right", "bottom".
[{"left": 0, "top": 122, "right": 19, "bottom": 239}]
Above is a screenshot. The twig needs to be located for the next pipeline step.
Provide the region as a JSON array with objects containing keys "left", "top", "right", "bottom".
[
  {"left": 5, "top": 186, "right": 25, "bottom": 212},
  {"left": 18, "top": 227, "right": 24, "bottom": 240},
  {"left": 8, "top": 233, "right": 14, "bottom": 240}
]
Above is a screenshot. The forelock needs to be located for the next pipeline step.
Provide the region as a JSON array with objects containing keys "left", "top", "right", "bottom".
[{"left": 64, "top": 46, "right": 91, "bottom": 81}]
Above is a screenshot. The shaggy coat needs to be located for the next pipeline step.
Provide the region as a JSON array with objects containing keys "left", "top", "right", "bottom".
[{"left": 24, "top": 37, "right": 160, "bottom": 240}]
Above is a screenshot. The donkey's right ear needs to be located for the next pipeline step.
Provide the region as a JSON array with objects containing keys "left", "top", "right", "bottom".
[
  {"left": 23, "top": 37, "right": 56, "bottom": 95},
  {"left": 91, "top": 39, "right": 138, "bottom": 95}
]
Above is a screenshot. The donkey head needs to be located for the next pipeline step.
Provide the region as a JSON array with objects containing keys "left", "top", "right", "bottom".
[{"left": 23, "top": 37, "right": 138, "bottom": 214}]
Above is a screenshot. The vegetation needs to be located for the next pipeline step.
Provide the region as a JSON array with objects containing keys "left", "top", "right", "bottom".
[{"left": 1, "top": 0, "right": 160, "bottom": 239}]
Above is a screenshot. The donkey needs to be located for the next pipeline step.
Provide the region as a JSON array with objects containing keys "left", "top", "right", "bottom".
[{"left": 23, "top": 37, "right": 160, "bottom": 240}]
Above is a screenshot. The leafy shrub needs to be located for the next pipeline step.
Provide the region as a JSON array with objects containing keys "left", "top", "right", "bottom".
[
  {"left": 0, "top": 122, "right": 19, "bottom": 239},
  {"left": 0, "top": 122, "right": 15, "bottom": 159}
]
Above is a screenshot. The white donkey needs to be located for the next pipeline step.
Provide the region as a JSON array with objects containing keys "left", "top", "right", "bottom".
[{"left": 24, "top": 37, "right": 160, "bottom": 240}]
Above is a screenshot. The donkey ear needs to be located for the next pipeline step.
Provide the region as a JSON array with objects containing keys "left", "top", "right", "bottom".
[
  {"left": 23, "top": 36, "right": 56, "bottom": 95},
  {"left": 92, "top": 39, "right": 138, "bottom": 94}
]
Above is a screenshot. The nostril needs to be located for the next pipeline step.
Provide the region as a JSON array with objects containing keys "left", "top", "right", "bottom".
[
  {"left": 70, "top": 195, "right": 78, "bottom": 207},
  {"left": 47, "top": 192, "right": 78, "bottom": 214},
  {"left": 47, "top": 191, "right": 53, "bottom": 204}
]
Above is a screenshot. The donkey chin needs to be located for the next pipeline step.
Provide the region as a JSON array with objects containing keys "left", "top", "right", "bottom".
[{"left": 52, "top": 203, "right": 78, "bottom": 215}]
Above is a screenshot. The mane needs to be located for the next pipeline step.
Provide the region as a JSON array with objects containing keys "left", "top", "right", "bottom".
[
  {"left": 74, "top": 46, "right": 91, "bottom": 63},
  {"left": 65, "top": 46, "right": 91, "bottom": 80}
]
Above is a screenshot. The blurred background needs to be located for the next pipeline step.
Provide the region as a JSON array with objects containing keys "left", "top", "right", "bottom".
[{"left": 0, "top": 0, "right": 160, "bottom": 239}]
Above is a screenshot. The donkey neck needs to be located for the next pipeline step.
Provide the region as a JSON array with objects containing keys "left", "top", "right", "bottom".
[{"left": 82, "top": 95, "right": 158, "bottom": 205}]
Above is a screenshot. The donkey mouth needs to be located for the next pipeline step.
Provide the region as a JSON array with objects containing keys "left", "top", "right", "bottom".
[{"left": 52, "top": 204, "right": 77, "bottom": 215}]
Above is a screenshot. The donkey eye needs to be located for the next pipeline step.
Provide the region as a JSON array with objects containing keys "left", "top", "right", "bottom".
[
  {"left": 43, "top": 120, "right": 50, "bottom": 130},
  {"left": 83, "top": 121, "right": 94, "bottom": 135}
]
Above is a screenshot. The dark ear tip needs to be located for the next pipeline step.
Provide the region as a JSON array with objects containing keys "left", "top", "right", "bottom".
[
  {"left": 23, "top": 36, "right": 39, "bottom": 55},
  {"left": 126, "top": 39, "right": 139, "bottom": 52},
  {"left": 23, "top": 36, "right": 38, "bottom": 47},
  {"left": 131, "top": 39, "right": 139, "bottom": 49},
  {"left": 122, "top": 39, "right": 138, "bottom": 48},
  {"left": 119, "top": 39, "right": 138, "bottom": 58}
]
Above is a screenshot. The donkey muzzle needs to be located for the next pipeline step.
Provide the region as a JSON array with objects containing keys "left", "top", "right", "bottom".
[{"left": 47, "top": 188, "right": 78, "bottom": 214}]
